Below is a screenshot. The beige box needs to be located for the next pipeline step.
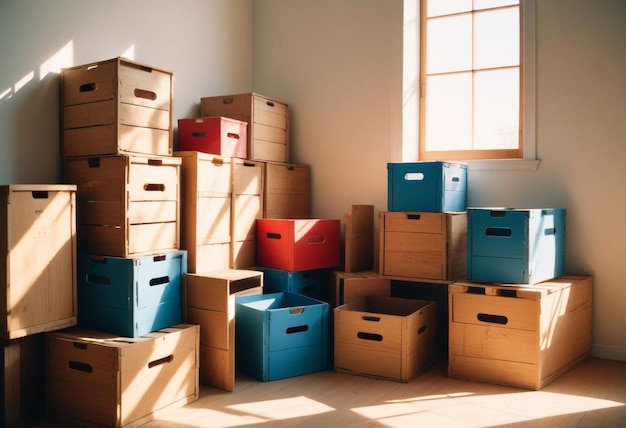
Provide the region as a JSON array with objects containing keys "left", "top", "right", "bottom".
[
  {"left": 331, "top": 270, "right": 390, "bottom": 308},
  {"left": 231, "top": 159, "right": 264, "bottom": 268},
  {"left": 200, "top": 92, "right": 289, "bottom": 162},
  {"left": 379, "top": 211, "right": 466, "bottom": 282},
  {"left": 184, "top": 270, "right": 263, "bottom": 391},
  {"left": 61, "top": 57, "right": 173, "bottom": 158},
  {"left": 448, "top": 275, "right": 593, "bottom": 390},
  {"left": 1, "top": 185, "right": 77, "bottom": 340},
  {"left": 334, "top": 296, "right": 436, "bottom": 382},
  {"left": 175, "top": 151, "right": 231, "bottom": 273},
  {"left": 47, "top": 324, "right": 199, "bottom": 428},
  {"left": 264, "top": 161, "right": 310, "bottom": 219},
  {"left": 65, "top": 155, "right": 180, "bottom": 258}
]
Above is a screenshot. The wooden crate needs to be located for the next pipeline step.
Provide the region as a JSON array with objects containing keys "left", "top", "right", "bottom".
[
  {"left": 0, "top": 185, "right": 77, "bottom": 340},
  {"left": 263, "top": 161, "right": 310, "bottom": 219},
  {"left": 334, "top": 296, "right": 436, "bottom": 382},
  {"left": 344, "top": 205, "right": 375, "bottom": 273},
  {"left": 331, "top": 270, "right": 390, "bottom": 308},
  {"left": 47, "top": 324, "right": 199, "bottom": 428},
  {"left": 379, "top": 211, "right": 466, "bottom": 282},
  {"left": 200, "top": 92, "right": 289, "bottom": 162},
  {"left": 448, "top": 275, "right": 593, "bottom": 390},
  {"left": 65, "top": 155, "right": 181, "bottom": 258},
  {"left": 61, "top": 57, "right": 173, "bottom": 158},
  {"left": 183, "top": 270, "right": 262, "bottom": 391},
  {"left": 175, "top": 151, "right": 231, "bottom": 273}
]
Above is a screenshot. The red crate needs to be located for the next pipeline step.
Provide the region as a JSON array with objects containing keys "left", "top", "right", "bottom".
[
  {"left": 256, "top": 219, "right": 340, "bottom": 272},
  {"left": 178, "top": 117, "right": 247, "bottom": 158}
]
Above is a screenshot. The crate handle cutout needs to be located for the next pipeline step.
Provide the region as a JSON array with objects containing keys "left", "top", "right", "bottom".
[
  {"left": 357, "top": 332, "right": 383, "bottom": 342},
  {"left": 148, "top": 159, "right": 163, "bottom": 166},
  {"left": 490, "top": 210, "right": 509, "bottom": 217},
  {"left": 404, "top": 172, "right": 425, "bottom": 181},
  {"left": 544, "top": 227, "right": 556, "bottom": 236},
  {"left": 149, "top": 276, "right": 170, "bottom": 287},
  {"left": 451, "top": 176, "right": 460, "bottom": 182},
  {"left": 88, "top": 158, "right": 101, "bottom": 168},
  {"left": 307, "top": 235, "right": 326, "bottom": 244},
  {"left": 139, "top": 65, "right": 153, "bottom": 73},
  {"left": 286, "top": 165, "right": 295, "bottom": 171},
  {"left": 68, "top": 361, "right": 93, "bottom": 373},
  {"left": 72, "top": 342, "right": 88, "bottom": 350},
  {"left": 286, "top": 325, "right": 309, "bottom": 334},
  {"left": 31, "top": 191, "right": 49, "bottom": 199},
  {"left": 407, "top": 214, "right": 421, "bottom": 220},
  {"left": 266, "top": 232, "right": 282, "bottom": 240},
  {"left": 153, "top": 254, "right": 166, "bottom": 262},
  {"left": 134, "top": 88, "right": 157, "bottom": 101},
  {"left": 266, "top": 101, "right": 275, "bottom": 107},
  {"left": 289, "top": 307, "right": 305, "bottom": 314},
  {"left": 362, "top": 315, "right": 380, "bottom": 322},
  {"left": 227, "top": 132, "right": 240, "bottom": 139},
  {"left": 192, "top": 131, "right": 208, "bottom": 138},
  {"left": 79, "top": 82, "right": 97, "bottom": 93},
  {"left": 222, "top": 97, "right": 234, "bottom": 104},
  {"left": 148, "top": 355, "right": 173, "bottom": 369},
  {"left": 477, "top": 313, "right": 508, "bottom": 325},
  {"left": 144, "top": 183, "right": 166, "bottom": 192},
  {"left": 485, "top": 227, "right": 512, "bottom": 237},
  {"left": 418, "top": 324, "right": 428, "bottom": 335},
  {"left": 86, "top": 274, "right": 111, "bottom": 285},
  {"left": 212, "top": 157, "right": 224, "bottom": 166}
]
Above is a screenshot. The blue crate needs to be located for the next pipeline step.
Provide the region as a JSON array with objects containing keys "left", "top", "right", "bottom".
[
  {"left": 77, "top": 250, "right": 187, "bottom": 337},
  {"left": 235, "top": 292, "right": 329, "bottom": 381},
  {"left": 387, "top": 161, "right": 467, "bottom": 212},
  {"left": 467, "top": 208, "right": 566, "bottom": 284},
  {"left": 259, "top": 267, "right": 331, "bottom": 301}
]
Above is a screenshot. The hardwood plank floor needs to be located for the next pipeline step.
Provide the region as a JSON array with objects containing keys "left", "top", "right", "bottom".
[{"left": 18, "top": 357, "right": 626, "bottom": 428}]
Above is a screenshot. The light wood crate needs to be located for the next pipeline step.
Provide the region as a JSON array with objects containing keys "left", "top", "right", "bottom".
[
  {"left": 263, "top": 161, "right": 310, "bottom": 219},
  {"left": 231, "top": 159, "right": 264, "bottom": 268},
  {"left": 200, "top": 92, "right": 289, "bottom": 162},
  {"left": 61, "top": 57, "right": 173, "bottom": 158},
  {"left": 379, "top": 211, "right": 466, "bottom": 282},
  {"left": 331, "top": 270, "right": 390, "bottom": 308},
  {"left": 1, "top": 185, "right": 77, "bottom": 340},
  {"left": 65, "top": 155, "right": 181, "bottom": 257},
  {"left": 448, "top": 275, "right": 593, "bottom": 390}
]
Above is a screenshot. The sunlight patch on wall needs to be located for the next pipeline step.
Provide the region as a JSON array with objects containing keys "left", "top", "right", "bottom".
[
  {"left": 122, "top": 45, "right": 136, "bottom": 60},
  {"left": 14, "top": 71, "right": 34, "bottom": 93},
  {"left": 40, "top": 40, "right": 74, "bottom": 79},
  {"left": 0, "top": 88, "right": 11, "bottom": 100}
]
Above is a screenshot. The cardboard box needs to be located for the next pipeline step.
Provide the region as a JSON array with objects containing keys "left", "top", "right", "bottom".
[
  {"left": 379, "top": 211, "right": 466, "bottom": 281},
  {"left": 61, "top": 57, "right": 173, "bottom": 158},
  {"left": 183, "top": 270, "right": 263, "bottom": 391},
  {"left": 235, "top": 292, "right": 329, "bottom": 381},
  {"left": 256, "top": 218, "right": 340, "bottom": 272},
  {"left": 467, "top": 208, "right": 566, "bottom": 284},
  {"left": 77, "top": 251, "right": 186, "bottom": 338},
  {"left": 263, "top": 161, "right": 310, "bottom": 219},
  {"left": 175, "top": 151, "right": 231, "bottom": 272},
  {"left": 65, "top": 155, "right": 181, "bottom": 257},
  {"left": 200, "top": 92, "right": 289, "bottom": 162},
  {"left": 47, "top": 324, "right": 199, "bottom": 428},
  {"left": 0, "top": 185, "right": 77, "bottom": 340},
  {"left": 387, "top": 161, "right": 467, "bottom": 212},
  {"left": 334, "top": 296, "right": 436, "bottom": 382},
  {"left": 177, "top": 117, "right": 247, "bottom": 158},
  {"left": 448, "top": 276, "right": 592, "bottom": 390}
]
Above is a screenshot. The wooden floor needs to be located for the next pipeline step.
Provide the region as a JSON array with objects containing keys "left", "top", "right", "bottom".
[{"left": 22, "top": 357, "right": 626, "bottom": 428}]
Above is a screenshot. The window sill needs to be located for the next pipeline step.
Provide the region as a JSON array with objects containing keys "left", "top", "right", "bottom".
[{"left": 465, "top": 158, "right": 541, "bottom": 172}]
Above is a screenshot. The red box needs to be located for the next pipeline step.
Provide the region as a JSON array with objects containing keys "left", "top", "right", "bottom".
[
  {"left": 178, "top": 117, "right": 247, "bottom": 158},
  {"left": 256, "top": 219, "right": 340, "bottom": 272}
]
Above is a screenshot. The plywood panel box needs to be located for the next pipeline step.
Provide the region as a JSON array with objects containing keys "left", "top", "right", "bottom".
[{"left": 263, "top": 161, "right": 310, "bottom": 219}]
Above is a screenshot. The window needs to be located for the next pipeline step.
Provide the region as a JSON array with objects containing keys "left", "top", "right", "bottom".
[{"left": 419, "top": 0, "right": 526, "bottom": 161}]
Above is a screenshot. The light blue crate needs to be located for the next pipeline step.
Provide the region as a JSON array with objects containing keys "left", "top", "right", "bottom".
[
  {"left": 77, "top": 250, "right": 187, "bottom": 337},
  {"left": 467, "top": 208, "right": 566, "bottom": 284},
  {"left": 259, "top": 267, "right": 331, "bottom": 301},
  {"left": 235, "top": 292, "right": 329, "bottom": 381},
  {"left": 387, "top": 161, "right": 467, "bottom": 212}
]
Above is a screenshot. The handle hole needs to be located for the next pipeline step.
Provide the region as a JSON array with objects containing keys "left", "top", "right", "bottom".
[
  {"left": 477, "top": 313, "right": 508, "bottom": 324},
  {"left": 79, "top": 83, "right": 97, "bottom": 93},
  {"left": 286, "top": 325, "right": 308, "bottom": 334},
  {"left": 68, "top": 361, "right": 92, "bottom": 373},
  {"left": 134, "top": 88, "right": 157, "bottom": 100},
  {"left": 144, "top": 183, "right": 165, "bottom": 192},
  {"left": 266, "top": 232, "right": 281, "bottom": 240},
  {"left": 86, "top": 274, "right": 111, "bottom": 285},
  {"left": 192, "top": 131, "right": 208, "bottom": 137},
  {"left": 149, "top": 276, "right": 170, "bottom": 287},
  {"left": 357, "top": 332, "right": 383, "bottom": 342},
  {"left": 485, "top": 227, "right": 512, "bottom": 237},
  {"left": 148, "top": 355, "right": 173, "bottom": 368}
]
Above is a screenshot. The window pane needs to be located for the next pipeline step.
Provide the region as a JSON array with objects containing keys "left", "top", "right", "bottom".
[
  {"left": 474, "top": 68, "right": 519, "bottom": 149},
  {"left": 474, "top": 7, "right": 519, "bottom": 69},
  {"left": 427, "top": 0, "right": 472, "bottom": 18},
  {"left": 474, "top": 0, "right": 519, "bottom": 10},
  {"left": 425, "top": 73, "right": 472, "bottom": 151},
  {"left": 427, "top": 14, "right": 472, "bottom": 74}
]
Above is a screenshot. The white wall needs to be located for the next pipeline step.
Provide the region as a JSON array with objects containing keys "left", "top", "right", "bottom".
[
  {"left": 253, "top": 0, "right": 626, "bottom": 360},
  {"left": 0, "top": 0, "right": 253, "bottom": 184}
]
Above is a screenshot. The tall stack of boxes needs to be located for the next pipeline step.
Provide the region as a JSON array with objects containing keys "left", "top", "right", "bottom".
[{"left": 52, "top": 57, "right": 199, "bottom": 427}]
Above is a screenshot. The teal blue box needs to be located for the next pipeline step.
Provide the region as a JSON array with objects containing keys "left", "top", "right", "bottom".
[
  {"left": 387, "top": 161, "right": 467, "bottom": 212},
  {"left": 467, "top": 208, "right": 566, "bottom": 284},
  {"left": 235, "top": 292, "right": 329, "bottom": 381},
  {"left": 77, "top": 250, "right": 186, "bottom": 337},
  {"left": 259, "top": 267, "right": 331, "bottom": 301}
]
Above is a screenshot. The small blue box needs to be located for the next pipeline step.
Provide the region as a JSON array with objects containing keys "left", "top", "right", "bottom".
[
  {"left": 387, "top": 161, "right": 467, "bottom": 212},
  {"left": 77, "top": 250, "right": 187, "bottom": 337},
  {"left": 260, "top": 267, "right": 331, "bottom": 301},
  {"left": 235, "top": 292, "right": 329, "bottom": 381},
  {"left": 467, "top": 208, "right": 566, "bottom": 284}
]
